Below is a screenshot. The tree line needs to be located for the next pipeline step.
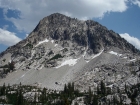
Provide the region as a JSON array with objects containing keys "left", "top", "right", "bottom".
[{"left": 0, "top": 81, "right": 139, "bottom": 105}]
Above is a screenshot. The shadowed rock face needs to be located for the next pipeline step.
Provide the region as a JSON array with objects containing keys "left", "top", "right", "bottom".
[{"left": 0, "top": 13, "right": 139, "bottom": 58}]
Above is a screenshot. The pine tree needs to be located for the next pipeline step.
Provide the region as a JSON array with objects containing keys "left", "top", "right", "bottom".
[
  {"left": 97, "top": 85, "right": 100, "bottom": 95},
  {"left": 92, "top": 94, "right": 98, "bottom": 105},
  {"left": 88, "top": 87, "right": 92, "bottom": 104},
  {"left": 64, "top": 98, "right": 69, "bottom": 105},
  {"left": 34, "top": 92, "right": 37, "bottom": 104},
  {"left": 113, "top": 95, "right": 118, "bottom": 105},
  {"left": 101, "top": 80, "right": 106, "bottom": 95},
  {"left": 1, "top": 83, "right": 6, "bottom": 95},
  {"left": 41, "top": 87, "right": 46, "bottom": 104},
  {"left": 64, "top": 84, "right": 67, "bottom": 94},
  {"left": 16, "top": 88, "right": 23, "bottom": 105},
  {"left": 72, "top": 82, "right": 74, "bottom": 92}
]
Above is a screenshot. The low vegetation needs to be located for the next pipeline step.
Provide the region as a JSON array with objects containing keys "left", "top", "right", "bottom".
[
  {"left": 0, "top": 61, "right": 15, "bottom": 75},
  {"left": 49, "top": 54, "right": 63, "bottom": 61}
]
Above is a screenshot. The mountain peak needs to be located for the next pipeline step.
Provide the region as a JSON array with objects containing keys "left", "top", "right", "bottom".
[
  {"left": 49, "top": 13, "right": 68, "bottom": 17},
  {"left": 1, "top": 13, "right": 139, "bottom": 59},
  {"left": 0, "top": 13, "right": 140, "bottom": 94},
  {"left": 0, "top": 13, "right": 140, "bottom": 104}
]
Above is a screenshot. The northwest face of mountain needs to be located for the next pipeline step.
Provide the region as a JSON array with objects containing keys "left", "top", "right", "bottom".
[{"left": 0, "top": 13, "right": 139, "bottom": 91}]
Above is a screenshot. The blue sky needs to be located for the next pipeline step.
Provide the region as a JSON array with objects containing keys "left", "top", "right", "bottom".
[
  {"left": 94, "top": 4, "right": 140, "bottom": 39},
  {"left": 0, "top": 0, "right": 140, "bottom": 52}
]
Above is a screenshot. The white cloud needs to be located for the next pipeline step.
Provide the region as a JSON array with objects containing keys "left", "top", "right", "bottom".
[
  {"left": 120, "top": 33, "right": 140, "bottom": 50},
  {"left": 0, "top": 0, "right": 129, "bottom": 33},
  {"left": 0, "top": 28, "right": 21, "bottom": 46},
  {"left": 132, "top": 0, "right": 140, "bottom": 7}
]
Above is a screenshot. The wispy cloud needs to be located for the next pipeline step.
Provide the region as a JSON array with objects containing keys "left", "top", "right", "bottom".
[
  {"left": 2, "top": 25, "right": 9, "bottom": 30},
  {"left": 0, "top": 28, "right": 21, "bottom": 46},
  {"left": 132, "top": 0, "right": 140, "bottom": 7},
  {"left": 0, "top": 0, "right": 130, "bottom": 33},
  {"left": 120, "top": 33, "right": 140, "bottom": 50}
]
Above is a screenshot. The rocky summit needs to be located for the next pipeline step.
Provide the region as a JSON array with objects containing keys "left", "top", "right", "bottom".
[{"left": 0, "top": 13, "right": 140, "bottom": 104}]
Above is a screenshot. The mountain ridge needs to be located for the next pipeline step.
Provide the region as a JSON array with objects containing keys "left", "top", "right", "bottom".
[
  {"left": 0, "top": 13, "right": 139, "bottom": 59},
  {"left": 0, "top": 13, "right": 139, "bottom": 91}
]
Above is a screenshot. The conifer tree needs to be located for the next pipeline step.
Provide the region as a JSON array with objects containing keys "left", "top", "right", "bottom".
[
  {"left": 92, "top": 94, "right": 98, "bottom": 105},
  {"left": 34, "top": 92, "right": 37, "bottom": 104},
  {"left": 101, "top": 80, "right": 106, "bottom": 95},
  {"left": 64, "top": 84, "right": 67, "bottom": 93},
  {"left": 1, "top": 83, "right": 6, "bottom": 95},
  {"left": 88, "top": 87, "right": 92, "bottom": 104}
]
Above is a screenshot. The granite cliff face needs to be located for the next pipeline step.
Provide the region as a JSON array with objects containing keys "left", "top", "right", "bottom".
[
  {"left": 0, "top": 13, "right": 140, "bottom": 94},
  {"left": 0, "top": 13, "right": 139, "bottom": 58}
]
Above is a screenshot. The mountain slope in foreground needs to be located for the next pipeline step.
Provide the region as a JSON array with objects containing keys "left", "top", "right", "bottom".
[{"left": 0, "top": 13, "right": 139, "bottom": 93}]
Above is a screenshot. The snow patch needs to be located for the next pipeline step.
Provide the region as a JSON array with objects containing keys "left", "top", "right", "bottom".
[
  {"left": 55, "top": 58, "right": 78, "bottom": 68},
  {"left": 106, "top": 84, "right": 113, "bottom": 89},
  {"left": 91, "top": 49, "right": 104, "bottom": 59},
  {"left": 21, "top": 74, "right": 25, "bottom": 78},
  {"left": 123, "top": 57, "right": 127, "bottom": 59},
  {"left": 82, "top": 51, "right": 87, "bottom": 58},
  {"left": 31, "top": 50, "right": 35, "bottom": 57},
  {"left": 51, "top": 40, "right": 54, "bottom": 43},
  {"left": 85, "top": 60, "right": 90, "bottom": 63},
  {"left": 82, "top": 47, "right": 88, "bottom": 57},
  {"left": 129, "top": 59, "right": 136, "bottom": 62},
  {"left": 38, "top": 65, "right": 44, "bottom": 70},
  {"left": 109, "top": 51, "right": 122, "bottom": 56},
  {"left": 35, "top": 38, "right": 49, "bottom": 47},
  {"left": 85, "top": 49, "right": 104, "bottom": 63}
]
